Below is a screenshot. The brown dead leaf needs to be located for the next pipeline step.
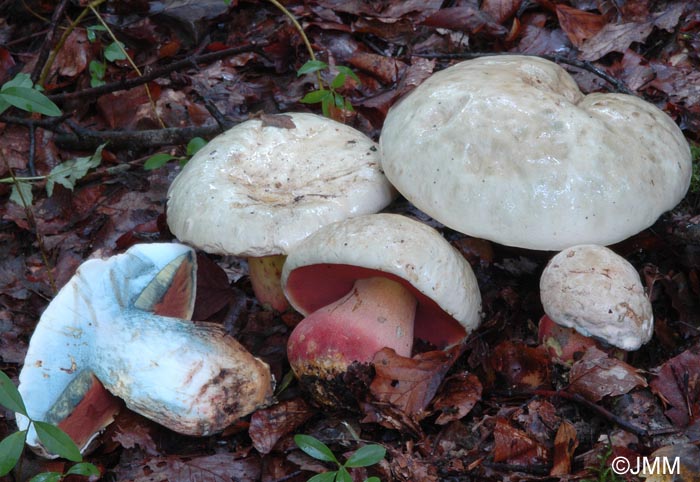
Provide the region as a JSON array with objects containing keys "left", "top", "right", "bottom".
[
  {"left": 568, "top": 347, "right": 647, "bottom": 402},
  {"left": 192, "top": 253, "right": 234, "bottom": 321},
  {"left": 492, "top": 418, "right": 549, "bottom": 466},
  {"left": 481, "top": 0, "right": 522, "bottom": 25},
  {"left": 491, "top": 340, "right": 551, "bottom": 390},
  {"left": 248, "top": 398, "right": 315, "bottom": 454},
  {"left": 348, "top": 51, "right": 406, "bottom": 85},
  {"left": 130, "top": 453, "right": 261, "bottom": 482},
  {"left": 369, "top": 346, "right": 462, "bottom": 419},
  {"left": 649, "top": 344, "right": 700, "bottom": 427},
  {"left": 555, "top": 5, "right": 606, "bottom": 48},
  {"left": 421, "top": 6, "right": 507, "bottom": 37},
  {"left": 550, "top": 420, "right": 578, "bottom": 476},
  {"left": 52, "top": 30, "right": 89, "bottom": 78},
  {"left": 432, "top": 372, "right": 482, "bottom": 425},
  {"left": 579, "top": 3, "right": 685, "bottom": 61}
]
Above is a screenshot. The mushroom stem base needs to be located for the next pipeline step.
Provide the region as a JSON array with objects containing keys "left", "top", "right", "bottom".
[
  {"left": 248, "top": 254, "right": 289, "bottom": 312},
  {"left": 287, "top": 276, "right": 417, "bottom": 383}
]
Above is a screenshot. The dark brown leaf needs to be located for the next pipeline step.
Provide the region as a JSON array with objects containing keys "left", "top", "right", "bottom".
[
  {"left": 550, "top": 420, "right": 578, "bottom": 476},
  {"left": 492, "top": 418, "right": 549, "bottom": 466},
  {"left": 650, "top": 344, "right": 700, "bottom": 427},
  {"left": 555, "top": 5, "right": 606, "bottom": 48},
  {"left": 132, "top": 453, "right": 261, "bottom": 482},
  {"left": 491, "top": 340, "right": 551, "bottom": 390},
  {"left": 421, "top": 6, "right": 507, "bottom": 37},
  {"left": 432, "top": 372, "right": 482, "bottom": 425},
  {"left": 248, "top": 398, "right": 315, "bottom": 454},
  {"left": 568, "top": 347, "right": 647, "bottom": 402},
  {"left": 481, "top": 0, "right": 522, "bottom": 25}
]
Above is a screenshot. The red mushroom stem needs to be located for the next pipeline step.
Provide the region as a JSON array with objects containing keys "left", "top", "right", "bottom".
[
  {"left": 287, "top": 276, "right": 416, "bottom": 379},
  {"left": 248, "top": 254, "right": 289, "bottom": 312}
]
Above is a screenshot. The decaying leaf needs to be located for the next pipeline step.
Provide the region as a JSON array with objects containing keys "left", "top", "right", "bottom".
[
  {"left": 491, "top": 340, "right": 551, "bottom": 390},
  {"left": 132, "top": 453, "right": 261, "bottom": 482},
  {"left": 431, "top": 372, "right": 482, "bottom": 425},
  {"left": 492, "top": 418, "right": 549, "bottom": 466},
  {"left": 550, "top": 420, "right": 578, "bottom": 476},
  {"left": 568, "top": 347, "right": 647, "bottom": 402},
  {"left": 649, "top": 344, "right": 700, "bottom": 427},
  {"left": 248, "top": 398, "right": 315, "bottom": 454}
]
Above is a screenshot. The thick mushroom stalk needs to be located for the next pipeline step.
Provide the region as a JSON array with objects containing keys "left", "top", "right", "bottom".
[
  {"left": 287, "top": 277, "right": 416, "bottom": 380},
  {"left": 17, "top": 243, "right": 273, "bottom": 458},
  {"left": 248, "top": 254, "right": 289, "bottom": 312}
]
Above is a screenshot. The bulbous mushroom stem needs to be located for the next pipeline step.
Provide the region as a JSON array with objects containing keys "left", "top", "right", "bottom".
[
  {"left": 248, "top": 254, "right": 289, "bottom": 312},
  {"left": 287, "top": 276, "right": 416, "bottom": 381}
]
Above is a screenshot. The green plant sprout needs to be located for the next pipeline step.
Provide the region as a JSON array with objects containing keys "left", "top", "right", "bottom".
[
  {"left": 86, "top": 24, "right": 128, "bottom": 87},
  {"left": 0, "top": 73, "right": 61, "bottom": 117},
  {"left": 294, "top": 434, "right": 385, "bottom": 482},
  {"left": 0, "top": 371, "right": 100, "bottom": 481},
  {"left": 143, "top": 137, "right": 207, "bottom": 170},
  {"left": 1, "top": 144, "right": 104, "bottom": 205},
  {"left": 689, "top": 143, "right": 700, "bottom": 193},
  {"left": 297, "top": 61, "right": 361, "bottom": 118},
  {"left": 580, "top": 445, "right": 625, "bottom": 482}
]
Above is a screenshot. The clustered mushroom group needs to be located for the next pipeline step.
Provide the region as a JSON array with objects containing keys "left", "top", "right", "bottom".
[{"left": 17, "top": 55, "right": 692, "bottom": 456}]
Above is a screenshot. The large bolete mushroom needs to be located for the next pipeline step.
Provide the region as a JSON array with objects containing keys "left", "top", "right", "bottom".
[
  {"left": 380, "top": 55, "right": 692, "bottom": 250},
  {"left": 17, "top": 243, "right": 272, "bottom": 457},
  {"left": 167, "top": 112, "right": 396, "bottom": 311},
  {"left": 539, "top": 244, "right": 653, "bottom": 350},
  {"left": 282, "top": 213, "right": 481, "bottom": 405}
]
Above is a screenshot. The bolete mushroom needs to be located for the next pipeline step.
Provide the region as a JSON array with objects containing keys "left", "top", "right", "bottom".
[
  {"left": 539, "top": 244, "right": 653, "bottom": 350},
  {"left": 282, "top": 213, "right": 481, "bottom": 404},
  {"left": 17, "top": 243, "right": 272, "bottom": 457},
  {"left": 167, "top": 112, "right": 396, "bottom": 311},
  {"left": 380, "top": 55, "right": 692, "bottom": 250}
]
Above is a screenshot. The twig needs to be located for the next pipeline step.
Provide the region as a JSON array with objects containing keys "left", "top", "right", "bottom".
[
  {"left": 30, "top": 0, "right": 70, "bottom": 84},
  {"left": 56, "top": 121, "right": 232, "bottom": 150},
  {"left": 47, "top": 42, "right": 268, "bottom": 103},
  {"left": 411, "top": 51, "right": 633, "bottom": 95}
]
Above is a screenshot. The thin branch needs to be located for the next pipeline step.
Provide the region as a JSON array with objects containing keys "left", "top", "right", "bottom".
[
  {"left": 47, "top": 42, "right": 268, "bottom": 103},
  {"left": 30, "top": 0, "right": 70, "bottom": 84}
]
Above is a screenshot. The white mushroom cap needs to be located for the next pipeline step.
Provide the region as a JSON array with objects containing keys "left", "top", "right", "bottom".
[
  {"left": 540, "top": 244, "right": 653, "bottom": 350},
  {"left": 380, "top": 55, "right": 692, "bottom": 250},
  {"left": 167, "top": 112, "right": 396, "bottom": 257},
  {"left": 281, "top": 213, "right": 481, "bottom": 347}
]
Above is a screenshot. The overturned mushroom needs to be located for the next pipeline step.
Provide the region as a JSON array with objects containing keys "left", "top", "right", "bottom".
[
  {"left": 539, "top": 244, "right": 653, "bottom": 351},
  {"left": 17, "top": 243, "right": 272, "bottom": 457},
  {"left": 282, "top": 213, "right": 481, "bottom": 405},
  {"left": 380, "top": 55, "right": 691, "bottom": 250},
  {"left": 167, "top": 112, "right": 396, "bottom": 311}
]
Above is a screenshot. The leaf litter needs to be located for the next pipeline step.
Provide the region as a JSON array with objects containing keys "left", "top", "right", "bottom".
[{"left": 0, "top": 0, "right": 699, "bottom": 481}]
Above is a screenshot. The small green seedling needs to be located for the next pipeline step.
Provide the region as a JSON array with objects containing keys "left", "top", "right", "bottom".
[
  {"left": 1, "top": 144, "right": 104, "bottom": 206},
  {"left": 294, "top": 434, "right": 385, "bottom": 482},
  {"left": 689, "top": 143, "right": 700, "bottom": 194},
  {"left": 0, "top": 73, "right": 61, "bottom": 117},
  {"left": 86, "top": 24, "right": 128, "bottom": 87},
  {"left": 297, "top": 61, "right": 360, "bottom": 118},
  {"left": 143, "top": 137, "right": 207, "bottom": 170},
  {"left": 0, "top": 371, "right": 100, "bottom": 481},
  {"left": 581, "top": 445, "right": 625, "bottom": 482}
]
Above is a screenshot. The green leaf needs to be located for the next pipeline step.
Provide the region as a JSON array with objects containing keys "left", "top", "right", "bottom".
[
  {"left": 65, "top": 462, "right": 101, "bottom": 476},
  {"left": 104, "top": 41, "right": 127, "bottom": 62},
  {"left": 47, "top": 144, "right": 104, "bottom": 195},
  {"left": 0, "top": 430, "right": 27, "bottom": 476},
  {"left": 307, "top": 472, "right": 338, "bottom": 482},
  {"left": 364, "top": 478, "right": 381, "bottom": 482},
  {"left": 28, "top": 472, "right": 62, "bottom": 482},
  {"left": 143, "top": 152, "right": 177, "bottom": 170},
  {"left": 345, "top": 445, "right": 386, "bottom": 468},
  {"left": 89, "top": 60, "right": 106, "bottom": 88},
  {"left": 186, "top": 137, "right": 207, "bottom": 156},
  {"left": 321, "top": 96, "right": 331, "bottom": 118},
  {"left": 10, "top": 181, "right": 33, "bottom": 206},
  {"left": 330, "top": 72, "right": 346, "bottom": 90},
  {"left": 336, "top": 66, "right": 360, "bottom": 84},
  {"left": 300, "top": 89, "right": 331, "bottom": 104},
  {"left": 0, "top": 87, "right": 61, "bottom": 116},
  {"left": 33, "top": 421, "right": 82, "bottom": 462},
  {"left": 294, "top": 435, "right": 338, "bottom": 463},
  {"left": 335, "top": 466, "right": 352, "bottom": 482},
  {"left": 0, "top": 371, "right": 27, "bottom": 415},
  {"left": 333, "top": 92, "right": 344, "bottom": 108},
  {"left": 2, "top": 73, "right": 34, "bottom": 89},
  {"left": 86, "top": 24, "right": 106, "bottom": 43},
  {"left": 297, "top": 60, "right": 328, "bottom": 76}
]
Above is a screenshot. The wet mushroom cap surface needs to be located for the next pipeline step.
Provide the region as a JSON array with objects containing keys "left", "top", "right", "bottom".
[
  {"left": 380, "top": 55, "right": 692, "bottom": 250},
  {"left": 282, "top": 213, "right": 482, "bottom": 349},
  {"left": 167, "top": 112, "right": 396, "bottom": 258},
  {"left": 539, "top": 244, "right": 653, "bottom": 350}
]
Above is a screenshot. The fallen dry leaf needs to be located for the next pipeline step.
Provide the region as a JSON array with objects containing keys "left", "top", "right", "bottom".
[
  {"left": 491, "top": 340, "right": 551, "bottom": 390},
  {"left": 649, "top": 343, "right": 700, "bottom": 427},
  {"left": 130, "top": 453, "right": 261, "bottom": 482},
  {"left": 248, "top": 398, "right": 315, "bottom": 454},
  {"left": 555, "top": 4, "right": 606, "bottom": 48},
  {"left": 492, "top": 418, "right": 549, "bottom": 466},
  {"left": 568, "top": 346, "right": 647, "bottom": 402},
  {"left": 431, "top": 372, "right": 482, "bottom": 425},
  {"left": 550, "top": 420, "right": 578, "bottom": 476}
]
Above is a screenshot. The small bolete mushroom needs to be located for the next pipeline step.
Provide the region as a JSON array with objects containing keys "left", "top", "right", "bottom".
[
  {"left": 539, "top": 244, "right": 653, "bottom": 350},
  {"left": 380, "top": 55, "right": 692, "bottom": 250},
  {"left": 17, "top": 243, "right": 273, "bottom": 457},
  {"left": 282, "top": 213, "right": 481, "bottom": 404},
  {"left": 167, "top": 112, "right": 396, "bottom": 311}
]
